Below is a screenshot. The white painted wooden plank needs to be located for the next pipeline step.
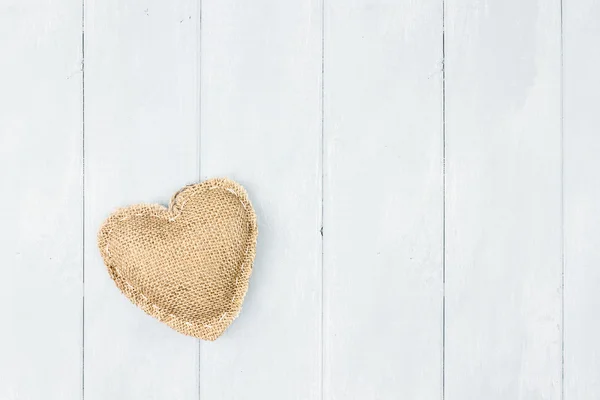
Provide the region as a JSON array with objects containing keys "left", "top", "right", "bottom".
[
  {"left": 564, "top": 0, "right": 600, "bottom": 397},
  {"left": 0, "top": 0, "right": 83, "bottom": 398},
  {"left": 84, "top": 1, "right": 200, "bottom": 398},
  {"left": 444, "top": 0, "right": 562, "bottom": 398},
  {"left": 199, "top": 1, "right": 322, "bottom": 398},
  {"left": 323, "top": 1, "right": 443, "bottom": 398}
]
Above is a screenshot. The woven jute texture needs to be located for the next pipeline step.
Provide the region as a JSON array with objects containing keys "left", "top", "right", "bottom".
[{"left": 97, "top": 178, "right": 258, "bottom": 341}]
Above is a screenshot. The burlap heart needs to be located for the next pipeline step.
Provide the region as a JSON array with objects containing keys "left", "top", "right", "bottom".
[{"left": 97, "top": 178, "right": 258, "bottom": 341}]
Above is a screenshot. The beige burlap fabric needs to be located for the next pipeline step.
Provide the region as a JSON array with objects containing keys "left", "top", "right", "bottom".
[{"left": 97, "top": 178, "right": 258, "bottom": 341}]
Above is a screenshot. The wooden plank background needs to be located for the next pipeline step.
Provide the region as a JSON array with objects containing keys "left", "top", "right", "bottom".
[
  {"left": 0, "top": 0, "right": 83, "bottom": 398},
  {"left": 564, "top": 0, "right": 600, "bottom": 398},
  {"left": 1, "top": 0, "right": 598, "bottom": 399},
  {"left": 83, "top": 0, "right": 200, "bottom": 398},
  {"left": 444, "top": 0, "right": 563, "bottom": 398},
  {"left": 199, "top": 0, "right": 322, "bottom": 398},
  {"left": 323, "top": 0, "right": 443, "bottom": 398}
]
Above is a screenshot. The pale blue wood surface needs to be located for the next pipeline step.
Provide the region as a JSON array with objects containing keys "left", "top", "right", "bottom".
[
  {"left": 0, "top": 0, "right": 83, "bottom": 398},
  {"left": 199, "top": 0, "right": 323, "bottom": 399},
  {"left": 323, "top": 1, "right": 444, "bottom": 398},
  {"left": 564, "top": 0, "right": 600, "bottom": 398},
  {"left": 444, "top": 0, "right": 563, "bottom": 398},
  {"left": 83, "top": 0, "right": 200, "bottom": 399},
  {"left": 1, "top": 0, "right": 597, "bottom": 399}
]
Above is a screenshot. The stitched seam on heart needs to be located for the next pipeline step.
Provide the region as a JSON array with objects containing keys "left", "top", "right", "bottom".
[{"left": 101, "top": 179, "right": 257, "bottom": 335}]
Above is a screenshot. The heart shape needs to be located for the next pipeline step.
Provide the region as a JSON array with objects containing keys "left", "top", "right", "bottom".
[{"left": 97, "top": 178, "right": 258, "bottom": 341}]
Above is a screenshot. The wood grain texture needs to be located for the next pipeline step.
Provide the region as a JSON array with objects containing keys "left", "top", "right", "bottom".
[
  {"left": 83, "top": 0, "right": 200, "bottom": 398},
  {"left": 564, "top": 0, "right": 600, "bottom": 397},
  {"left": 323, "top": 1, "right": 444, "bottom": 398},
  {"left": 0, "top": 0, "right": 83, "bottom": 398},
  {"left": 444, "top": 0, "right": 562, "bottom": 398},
  {"left": 4, "top": 0, "right": 600, "bottom": 398},
  {"left": 199, "top": 1, "right": 322, "bottom": 398},
  {"left": 0, "top": 0, "right": 83, "bottom": 400}
]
